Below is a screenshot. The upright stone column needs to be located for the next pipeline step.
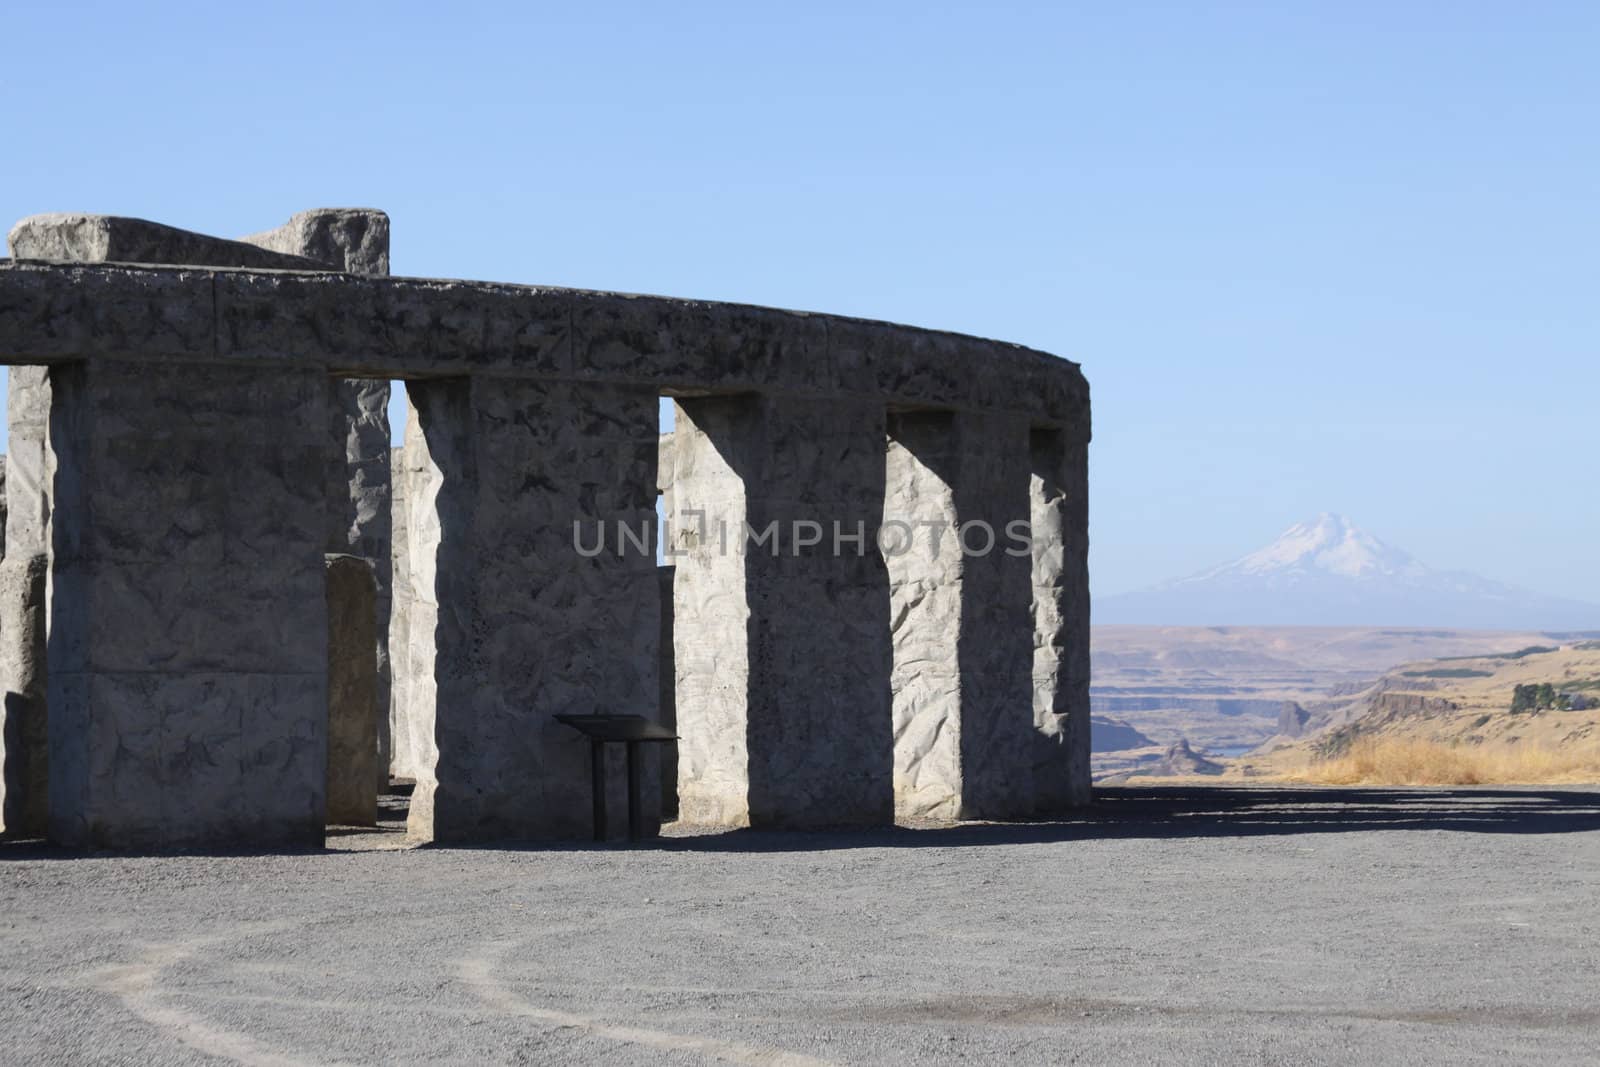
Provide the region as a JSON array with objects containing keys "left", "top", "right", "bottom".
[
  {"left": 657, "top": 564, "right": 677, "bottom": 820},
  {"left": 953, "top": 414, "right": 1037, "bottom": 818},
  {"left": 404, "top": 377, "right": 660, "bottom": 842},
  {"left": 672, "top": 396, "right": 893, "bottom": 829},
  {"left": 388, "top": 440, "right": 420, "bottom": 782},
  {"left": 46, "top": 361, "right": 330, "bottom": 849},
  {"left": 5, "top": 368, "right": 53, "bottom": 803},
  {"left": 244, "top": 210, "right": 393, "bottom": 795},
  {"left": 0, "top": 454, "right": 9, "bottom": 550},
  {"left": 884, "top": 412, "right": 1036, "bottom": 820},
  {"left": 656, "top": 432, "right": 677, "bottom": 820},
  {"left": 884, "top": 413, "right": 962, "bottom": 819},
  {"left": 0, "top": 553, "right": 48, "bottom": 836},
  {"left": 394, "top": 410, "right": 435, "bottom": 798},
  {"left": 326, "top": 377, "right": 392, "bottom": 792},
  {"left": 8, "top": 209, "right": 394, "bottom": 827},
  {"left": 6, "top": 369, "right": 52, "bottom": 555},
  {"left": 325, "top": 554, "right": 378, "bottom": 827},
  {"left": 1030, "top": 431, "right": 1092, "bottom": 810}
]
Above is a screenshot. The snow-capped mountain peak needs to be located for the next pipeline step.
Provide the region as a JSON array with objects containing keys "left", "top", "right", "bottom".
[
  {"left": 1186, "top": 514, "right": 1428, "bottom": 584},
  {"left": 1095, "top": 515, "right": 1600, "bottom": 628}
]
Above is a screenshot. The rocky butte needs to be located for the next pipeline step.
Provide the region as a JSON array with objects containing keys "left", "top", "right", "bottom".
[{"left": 0, "top": 208, "right": 1092, "bottom": 850}]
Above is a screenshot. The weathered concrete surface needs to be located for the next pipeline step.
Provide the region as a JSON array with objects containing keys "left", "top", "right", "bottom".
[
  {"left": 4, "top": 368, "right": 52, "bottom": 838},
  {"left": 885, "top": 413, "right": 1036, "bottom": 820},
  {"left": 673, "top": 396, "right": 894, "bottom": 829},
  {"left": 46, "top": 360, "right": 329, "bottom": 849},
  {"left": 0, "top": 261, "right": 1090, "bottom": 431},
  {"left": 388, "top": 440, "right": 421, "bottom": 782},
  {"left": 657, "top": 435, "right": 677, "bottom": 818},
  {"left": 951, "top": 414, "right": 1037, "bottom": 818},
  {"left": 5, "top": 788, "right": 1599, "bottom": 1064},
  {"left": 242, "top": 210, "right": 393, "bottom": 793},
  {"left": 882, "top": 414, "right": 1031, "bottom": 819},
  {"left": 9, "top": 210, "right": 396, "bottom": 807},
  {"left": 1030, "top": 432, "right": 1092, "bottom": 809},
  {"left": 666, "top": 401, "right": 748, "bottom": 826},
  {"left": 0, "top": 553, "right": 48, "bottom": 835},
  {"left": 405, "top": 377, "right": 660, "bottom": 842},
  {"left": 6, "top": 367, "right": 52, "bottom": 559},
  {"left": 241, "top": 208, "right": 390, "bottom": 276},
  {"left": 2, "top": 220, "right": 321, "bottom": 849},
  {"left": 390, "top": 406, "right": 442, "bottom": 802},
  {"left": 6, "top": 213, "right": 323, "bottom": 270},
  {"left": 884, "top": 412, "right": 964, "bottom": 819},
  {"left": 326, "top": 555, "right": 378, "bottom": 827},
  {"left": 0, "top": 209, "right": 1093, "bottom": 842},
  {"left": 657, "top": 565, "right": 677, "bottom": 820},
  {"left": 327, "top": 377, "right": 392, "bottom": 791}
]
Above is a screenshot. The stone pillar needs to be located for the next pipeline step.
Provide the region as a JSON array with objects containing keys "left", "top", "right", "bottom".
[
  {"left": 327, "top": 378, "right": 391, "bottom": 793},
  {"left": 884, "top": 413, "right": 962, "bottom": 819},
  {"left": 656, "top": 431, "right": 677, "bottom": 820},
  {"left": 5, "top": 368, "right": 52, "bottom": 799},
  {"left": 672, "top": 395, "right": 893, "bottom": 829},
  {"left": 404, "top": 377, "right": 660, "bottom": 843},
  {"left": 0, "top": 553, "right": 48, "bottom": 836},
  {"left": 243, "top": 211, "right": 393, "bottom": 795},
  {"left": 1030, "top": 430, "right": 1092, "bottom": 810},
  {"left": 388, "top": 439, "right": 420, "bottom": 782},
  {"left": 326, "top": 554, "right": 378, "bottom": 827},
  {"left": 7, "top": 369, "right": 53, "bottom": 555},
  {"left": 657, "top": 565, "right": 677, "bottom": 820},
  {"left": 884, "top": 412, "right": 1036, "bottom": 820},
  {"left": 46, "top": 361, "right": 330, "bottom": 849},
  {"left": 4, "top": 369, "right": 52, "bottom": 556},
  {"left": 7, "top": 209, "right": 394, "bottom": 828},
  {"left": 953, "top": 414, "right": 1037, "bottom": 818}
]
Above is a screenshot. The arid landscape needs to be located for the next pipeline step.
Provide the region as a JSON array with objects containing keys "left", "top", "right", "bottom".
[{"left": 1095, "top": 628, "right": 1600, "bottom": 786}]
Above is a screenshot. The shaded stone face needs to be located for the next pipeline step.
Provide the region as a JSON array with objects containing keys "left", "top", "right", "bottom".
[
  {"left": 1029, "top": 432, "right": 1092, "bottom": 810},
  {"left": 672, "top": 395, "right": 895, "bottom": 829},
  {"left": 326, "top": 554, "right": 378, "bottom": 827},
  {"left": 0, "top": 552, "right": 48, "bottom": 835},
  {"left": 46, "top": 360, "right": 331, "bottom": 849},
  {"left": 404, "top": 377, "right": 660, "bottom": 843},
  {"left": 1, "top": 207, "right": 1091, "bottom": 849}
]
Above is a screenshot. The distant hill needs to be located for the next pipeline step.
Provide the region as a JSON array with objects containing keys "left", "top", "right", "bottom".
[
  {"left": 1087, "top": 624, "right": 1579, "bottom": 765},
  {"left": 1089, "top": 715, "right": 1157, "bottom": 753},
  {"left": 1095, "top": 514, "right": 1600, "bottom": 629},
  {"left": 1236, "top": 641, "right": 1600, "bottom": 781}
]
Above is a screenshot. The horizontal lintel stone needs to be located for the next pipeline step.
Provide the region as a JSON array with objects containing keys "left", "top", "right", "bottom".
[{"left": 0, "top": 260, "right": 1089, "bottom": 434}]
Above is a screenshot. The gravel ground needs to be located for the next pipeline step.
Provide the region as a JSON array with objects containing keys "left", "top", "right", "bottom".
[{"left": 3, "top": 785, "right": 1599, "bottom": 1066}]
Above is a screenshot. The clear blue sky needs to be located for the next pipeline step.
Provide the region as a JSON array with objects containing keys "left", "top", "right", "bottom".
[{"left": 4, "top": 2, "right": 1596, "bottom": 600}]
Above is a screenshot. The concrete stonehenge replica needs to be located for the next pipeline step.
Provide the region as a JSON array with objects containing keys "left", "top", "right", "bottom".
[{"left": 0, "top": 208, "right": 1091, "bottom": 849}]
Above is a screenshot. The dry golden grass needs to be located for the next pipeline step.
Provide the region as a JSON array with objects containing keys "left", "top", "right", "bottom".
[{"left": 1283, "top": 736, "right": 1600, "bottom": 787}]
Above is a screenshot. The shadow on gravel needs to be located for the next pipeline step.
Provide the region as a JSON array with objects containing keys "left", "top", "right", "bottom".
[
  {"left": 651, "top": 786, "right": 1600, "bottom": 853},
  {"left": 7, "top": 786, "right": 1599, "bottom": 859}
]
